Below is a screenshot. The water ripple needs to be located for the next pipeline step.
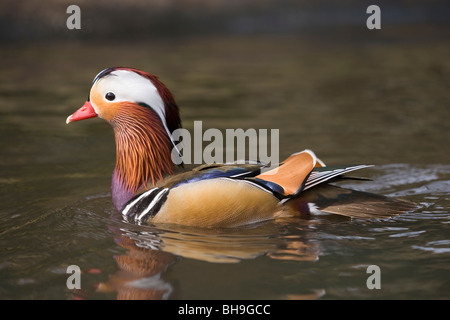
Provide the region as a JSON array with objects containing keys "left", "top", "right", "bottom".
[
  {"left": 339, "top": 164, "right": 450, "bottom": 196},
  {"left": 388, "top": 230, "right": 426, "bottom": 238},
  {"left": 411, "top": 245, "right": 450, "bottom": 254}
]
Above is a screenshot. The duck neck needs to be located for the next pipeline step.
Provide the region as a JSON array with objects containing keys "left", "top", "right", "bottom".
[{"left": 110, "top": 104, "right": 176, "bottom": 210}]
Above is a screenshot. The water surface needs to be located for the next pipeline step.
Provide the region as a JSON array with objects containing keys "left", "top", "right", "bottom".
[{"left": 0, "top": 35, "right": 449, "bottom": 299}]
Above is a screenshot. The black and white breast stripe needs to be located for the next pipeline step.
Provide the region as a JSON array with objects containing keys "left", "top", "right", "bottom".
[{"left": 122, "top": 187, "right": 169, "bottom": 224}]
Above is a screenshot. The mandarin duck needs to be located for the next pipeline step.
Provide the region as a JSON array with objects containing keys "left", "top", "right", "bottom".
[{"left": 66, "top": 67, "right": 415, "bottom": 227}]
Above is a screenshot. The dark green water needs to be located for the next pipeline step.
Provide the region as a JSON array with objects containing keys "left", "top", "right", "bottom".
[{"left": 0, "top": 35, "right": 449, "bottom": 299}]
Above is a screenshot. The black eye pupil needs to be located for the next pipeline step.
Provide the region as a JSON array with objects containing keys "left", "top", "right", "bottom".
[{"left": 105, "top": 92, "right": 115, "bottom": 101}]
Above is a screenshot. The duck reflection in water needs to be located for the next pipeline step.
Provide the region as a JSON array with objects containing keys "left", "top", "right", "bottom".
[{"left": 94, "top": 217, "right": 324, "bottom": 300}]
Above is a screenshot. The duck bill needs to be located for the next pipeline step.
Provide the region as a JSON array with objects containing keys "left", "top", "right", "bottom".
[{"left": 66, "top": 101, "right": 98, "bottom": 124}]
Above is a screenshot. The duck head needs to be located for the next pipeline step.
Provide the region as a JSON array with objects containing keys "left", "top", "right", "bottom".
[{"left": 67, "top": 67, "right": 182, "bottom": 210}]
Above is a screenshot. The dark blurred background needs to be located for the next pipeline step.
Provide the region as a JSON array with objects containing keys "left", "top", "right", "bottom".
[
  {"left": 1, "top": 0, "right": 449, "bottom": 43},
  {"left": 0, "top": 0, "right": 449, "bottom": 167}
]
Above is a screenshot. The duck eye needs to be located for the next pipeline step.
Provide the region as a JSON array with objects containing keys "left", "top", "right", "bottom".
[{"left": 105, "top": 92, "right": 116, "bottom": 101}]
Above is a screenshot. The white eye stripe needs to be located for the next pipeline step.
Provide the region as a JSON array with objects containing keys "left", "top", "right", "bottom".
[
  {"left": 93, "top": 69, "right": 174, "bottom": 134},
  {"left": 91, "top": 69, "right": 181, "bottom": 157},
  {"left": 95, "top": 70, "right": 167, "bottom": 120}
]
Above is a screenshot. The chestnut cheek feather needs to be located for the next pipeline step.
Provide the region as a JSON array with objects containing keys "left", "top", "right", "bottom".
[{"left": 112, "top": 104, "right": 175, "bottom": 194}]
